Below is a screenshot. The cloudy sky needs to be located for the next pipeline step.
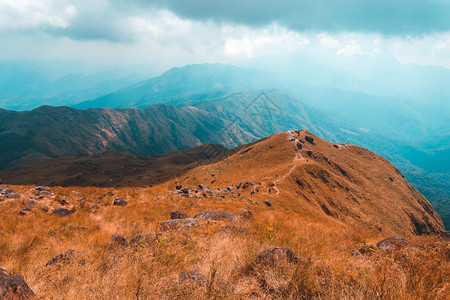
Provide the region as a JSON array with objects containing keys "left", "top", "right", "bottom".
[{"left": 1, "top": 0, "right": 450, "bottom": 70}]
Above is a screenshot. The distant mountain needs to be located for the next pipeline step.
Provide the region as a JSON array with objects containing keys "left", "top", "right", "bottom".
[
  {"left": 0, "top": 61, "right": 148, "bottom": 110},
  {"left": 0, "top": 105, "right": 255, "bottom": 170},
  {"left": 73, "top": 64, "right": 280, "bottom": 109}
]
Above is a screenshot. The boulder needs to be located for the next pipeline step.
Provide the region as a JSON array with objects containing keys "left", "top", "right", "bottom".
[
  {"left": 106, "top": 234, "right": 128, "bottom": 248},
  {"left": 35, "top": 186, "right": 49, "bottom": 191},
  {"left": 113, "top": 197, "right": 127, "bottom": 206},
  {"left": 52, "top": 207, "right": 72, "bottom": 217},
  {"left": 46, "top": 250, "right": 75, "bottom": 266},
  {"left": 193, "top": 211, "right": 239, "bottom": 221},
  {"left": 0, "top": 269, "right": 36, "bottom": 299},
  {"left": 305, "top": 136, "right": 315, "bottom": 145},
  {"left": 256, "top": 247, "right": 299, "bottom": 264},
  {"left": 170, "top": 211, "right": 188, "bottom": 219},
  {"left": 160, "top": 218, "right": 199, "bottom": 230},
  {"left": 129, "top": 232, "right": 158, "bottom": 246},
  {"left": 242, "top": 181, "right": 261, "bottom": 189},
  {"left": 376, "top": 236, "right": 409, "bottom": 251},
  {"left": 178, "top": 270, "right": 207, "bottom": 285},
  {"left": 240, "top": 210, "right": 254, "bottom": 219}
]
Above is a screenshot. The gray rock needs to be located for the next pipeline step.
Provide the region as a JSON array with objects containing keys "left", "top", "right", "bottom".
[
  {"left": 305, "top": 135, "right": 315, "bottom": 144},
  {"left": 40, "top": 206, "right": 49, "bottom": 212},
  {"left": 256, "top": 247, "right": 299, "bottom": 264},
  {"left": 46, "top": 250, "right": 75, "bottom": 266},
  {"left": 35, "top": 186, "right": 49, "bottom": 191},
  {"left": 160, "top": 218, "right": 199, "bottom": 230},
  {"left": 193, "top": 211, "right": 239, "bottom": 221},
  {"left": 264, "top": 200, "right": 272, "bottom": 207},
  {"left": 376, "top": 236, "right": 409, "bottom": 251},
  {"left": 52, "top": 207, "right": 72, "bottom": 217},
  {"left": 113, "top": 197, "right": 127, "bottom": 206},
  {"left": 129, "top": 232, "right": 158, "bottom": 246},
  {"left": 106, "top": 234, "right": 128, "bottom": 248},
  {"left": 0, "top": 269, "right": 36, "bottom": 299},
  {"left": 170, "top": 210, "right": 188, "bottom": 219}
]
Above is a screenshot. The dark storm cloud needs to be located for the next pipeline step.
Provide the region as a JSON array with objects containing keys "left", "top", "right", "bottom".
[{"left": 126, "top": 0, "right": 450, "bottom": 35}]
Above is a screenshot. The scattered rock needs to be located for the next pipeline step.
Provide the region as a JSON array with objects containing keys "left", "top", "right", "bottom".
[
  {"left": 160, "top": 218, "right": 199, "bottom": 230},
  {"left": 193, "top": 211, "right": 239, "bottom": 221},
  {"left": 170, "top": 210, "right": 188, "bottom": 219},
  {"left": 178, "top": 270, "right": 207, "bottom": 285},
  {"left": 240, "top": 210, "right": 254, "bottom": 219},
  {"left": 256, "top": 247, "right": 299, "bottom": 264},
  {"left": 35, "top": 186, "right": 49, "bottom": 191},
  {"left": 0, "top": 268, "right": 36, "bottom": 299},
  {"left": 52, "top": 207, "right": 72, "bottom": 217},
  {"left": 264, "top": 200, "right": 272, "bottom": 207},
  {"left": 376, "top": 236, "right": 409, "bottom": 251},
  {"left": 129, "top": 232, "right": 158, "bottom": 246},
  {"left": 25, "top": 200, "right": 38, "bottom": 209},
  {"left": 107, "top": 234, "right": 128, "bottom": 248},
  {"left": 46, "top": 250, "right": 75, "bottom": 266},
  {"left": 113, "top": 197, "right": 127, "bottom": 206},
  {"left": 242, "top": 181, "right": 261, "bottom": 189},
  {"left": 179, "top": 187, "right": 190, "bottom": 197},
  {"left": 305, "top": 135, "right": 315, "bottom": 145}
]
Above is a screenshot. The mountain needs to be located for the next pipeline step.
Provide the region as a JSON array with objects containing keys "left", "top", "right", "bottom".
[
  {"left": 0, "top": 144, "right": 226, "bottom": 187},
  {"left": 73, "top": 64, "right": 279, "bottom": 109},
  {"left": 0, "top": 61, "right": 148, "bottom": 110},
  {"left": 1, "top": 131, "right": 447, "bottom": 299},
  {"left": 0, "top": 105, "right": 255, "bottom": 170}
]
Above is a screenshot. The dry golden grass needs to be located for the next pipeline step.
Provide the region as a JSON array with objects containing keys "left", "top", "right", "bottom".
[{"left": 0, "top": 184, "right": 448, "bottom": 299}]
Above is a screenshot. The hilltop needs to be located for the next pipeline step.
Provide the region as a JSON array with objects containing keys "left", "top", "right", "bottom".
[{"left": 0, "top": 131, "right": 447, "bottom": 299}]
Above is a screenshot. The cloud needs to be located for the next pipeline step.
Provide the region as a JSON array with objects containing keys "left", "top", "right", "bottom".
[{"left": 128, "top": 0, "right": 450, "bottom": 35}]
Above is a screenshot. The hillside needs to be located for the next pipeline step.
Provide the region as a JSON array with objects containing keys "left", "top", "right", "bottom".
[
  {"left": 0, "top": 144, "right": 227, "bottom": 187},
  {"left": 0, "top": 105, "right": 255, "bottom": 169},
  {"left": 0, "top": 131, "right": 447, "bottom": 299}
]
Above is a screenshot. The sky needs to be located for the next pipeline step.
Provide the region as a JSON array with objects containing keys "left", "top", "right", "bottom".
[{"left": 1, "top": 0, "right": 450, "bottom": 71}]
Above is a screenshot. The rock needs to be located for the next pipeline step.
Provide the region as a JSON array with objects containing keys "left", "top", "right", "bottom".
[
  {"left": 60, "top": 197, "right": 68, "bottom": 206},
  {"left": 305, "top": 135, "right": 315, "bottom": 145},
  {"left": 113, "top": 197, "right": 127, "bottom": 206},
  {"left": 129, "top": 232, "right": 158, "bottom": 246},
  {"left": 106, "top": 234, "right": 128, "bottom": 248},
  {"left": 52, "top": 207, "right": 72, "bottom": 217},
  {"left": 34, "top": 195, "right": 43, "bottom": 200},
  {"left": 351, "top": 249, "right": 364, "bottom": 258},
  {"left": 46, "top": 250, "right": 75, "bottom": 266},
  {"left": 176, "top": 185, "right": 182, "bottom": 190},
  {"left": 160, "top": 218, "right": 199, "bottom": 230},
  {"left": 40, "top": 206, "right": 49, "bottom": 212},
  {"left": 1, "top": 189, "right": 13, "bottom": 195},
  {"left": 296, "top": 142, "right": 304, "bottom": 149},
  {"left": 25, "top": 200, "right": 38, "bottom": 209},
  {"left": 264, "top": 200, "right": 272, "bottom": 207},
  {"left": 3, "top": 193, "right": 21, "bottom": 199},
  {"left": 179, "top": 187, "right": 190, "bottom": 196},
  {"left": 307, "top": 150, "right": 313, "bottom": 157},
  {"left": 170, "top": 210, "right": 188, "bottom": 219},
  {"left": 40, "top": 191, "right": 53, "bottom": 196},
  {"left": 0, "top": 269, "right": 36, "bottom": 299},
  {"left": 242, "top": 181, "right": 261, "bottom": 189},
  {"left": 256, "top": 247, "right": 299, "bottom": 264},
  {"left": 376, "top": 236, "right": 409, "bottom": 251},
  {"left": 178, "top": 270, "right": 207, "bottom": 285},
  {"left": 226, "top": 186, "right": 233, "bottom": 192},
  {"left": 240, "top": 210, "right": 254, "bottom": 219},
  {"left": 193, "top": 211, "right": 239, "bottom": 221},
  {"left": 35, "top": 186, "right": 49, "bottom": 191}
]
